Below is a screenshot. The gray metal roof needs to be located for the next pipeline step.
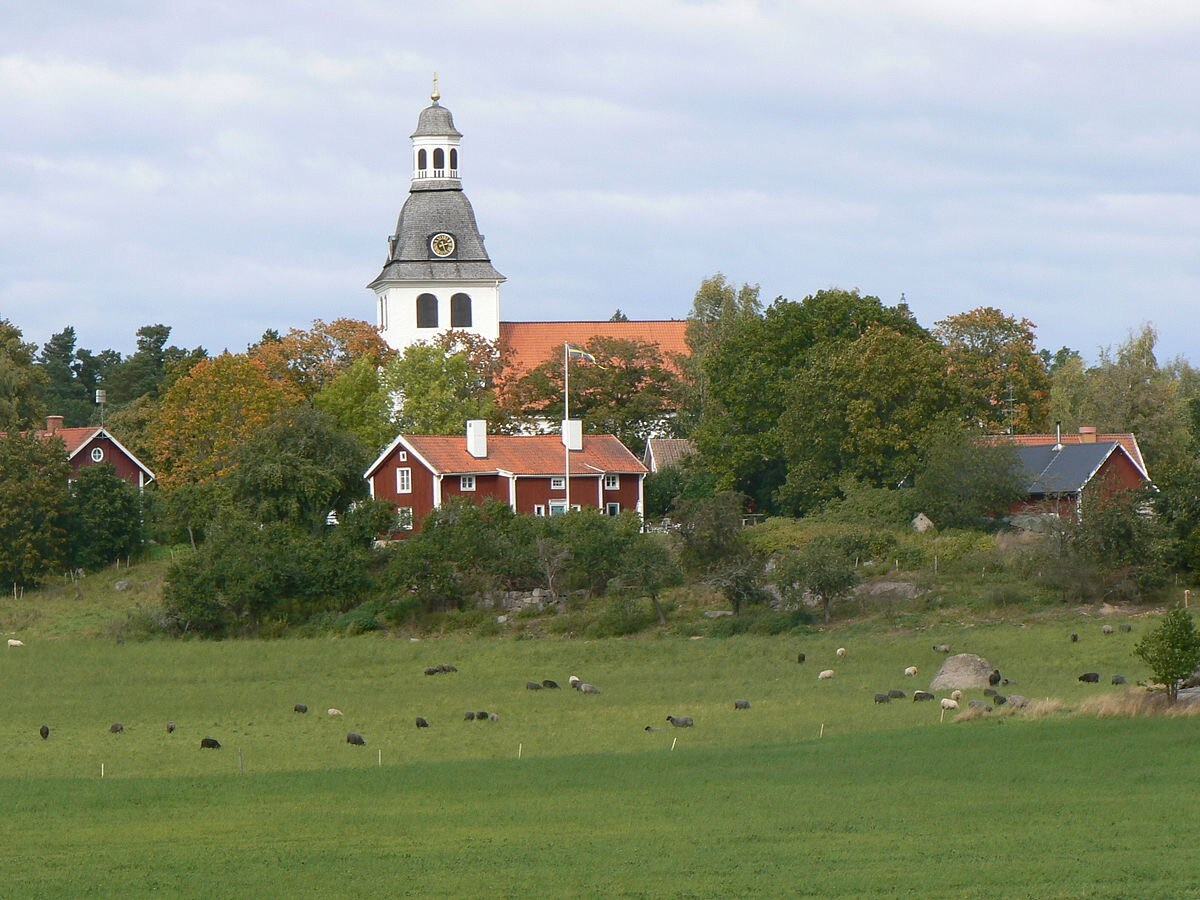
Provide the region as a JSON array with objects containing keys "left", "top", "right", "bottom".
[
  {"left": 411, "top": 103, "right": 462, "bottom": 138},
  {"left": 1016, "top": 442, "right": 1121, "bottom": 495},
  {"left": 368, "top": 187, "right": 504, "bottom": 288}
]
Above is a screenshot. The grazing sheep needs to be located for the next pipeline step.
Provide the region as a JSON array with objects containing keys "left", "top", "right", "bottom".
[
  {"left": 913, "top": 691, "right": 935, "bottom": 702},
  {"left": 666, "top": 715, "right": 694, "bottom": 727},
  {"left": 542, "top": 679, "right": 560, "bottom": 689},
  {"left": 644, "top": 725, "right": 661, "bottom": 732},
  {"left": 488, "top": 713, "right": 499, "bottom": 722},
  {"left": 109, "top": 723, "right": 124, "bottom": 734},
  {"left": 424, "top": 666, "right": 439, "bottom": 676},
  {"left": 476, "top": 711, "right": 489, "bottom": 720},
  {"left": 568, "top": 675, "right": 581, "bottom": 687},
  {"left": 327, "top": 708, "right": 343, "bottom": 717},
  {"left": 797, "top": 652, "right": 806, "bottom": 663},
  {"left": 464, "top": 711, "right": 476, "bottom": 720},
  {"left": 415, "top": 717, "right": 430, "bottom": 728},
  {"left": 578, "top": 682, "right": 601, "bottom": 694},
  {"left": 818, "top": 669, "right": 835, "bottom": 680},
  {"left": 166, "top": 721, "right": 176, "bottom": 734},
  {"left": 888, "top": 689, "right": 906, "bottom": 699},
  {"left": 1070, "top": 632, "right": 1079, "bottom": 642},
  {"left": 904, "top": 666, "right": 918, "bottom": 677},
  {"left": 1102, "top": 624, "right": 1114, "bottom": 635},
  {"left": 1119, "top": 624, "right": 1133, "bottom": 633},
  {"left": 39, "top": 724, "right": 49, "bottom": 740},
  {"left": 949, "top": 690, "right": 962, "bottom": 702},
  {"left": 836, "top": 647, "right": 847, "bottom": 658},
  {"left": 992, "top": 694, "right": 1007, "bottom": 706},
  {"left": 200, "top": 737, "right": 221, "bottom": 749},
  {"left": 7, "top": 639, "right": 24, "bottom": 648},
  {"left": 933, "top": 644, "right": 951, "bottom": 653},
  {"left": 525, "top": 681, "right": 543, "bottom": 691},
  {"left": 1078, "top": 672, "right": 1100, "bottom": 683},
  {"left": 293, "top": 703, "right": 308, "bottom": 714},
  {"left": 983, "top": 688, "right": 997, "bottom": 697},
  {"left": 940, "top": 698, "right": 959, "bottom": 711},
  {"left": 873, "top": 692, "right": 891, "bottom": 704},
  {"left": 733, "top": 699, "right": 751, "bottom": 710},
  {"left": 346, "top": 732, "right": 366, "bottom": 745},
  {"left": 440, "top": 664, "right": 458, "bottom": 673},
  {"left": 1111, "top": 674, "right": 1127, "bottom": 685},
  {"left": 988, "top": 669, "right": 1002, "bottom": 686}
]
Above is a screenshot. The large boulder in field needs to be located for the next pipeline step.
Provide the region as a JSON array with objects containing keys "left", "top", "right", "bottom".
[{"left": 929, "top": 653, "right": 995, "bottom": 692}]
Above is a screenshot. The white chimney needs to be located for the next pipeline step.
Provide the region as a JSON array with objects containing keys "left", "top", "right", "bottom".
[
  {"left": 466, "top": 419, "right": 488, "bottom": 458},
  {"left": 561, "top": 419, "right": 582, "bottom": 452}
]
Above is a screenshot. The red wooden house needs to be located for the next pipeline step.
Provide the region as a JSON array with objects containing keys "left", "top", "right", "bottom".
[
  {"left": 13, "top": 416, "right": 155, "bottom": 489},
  {"left": 364, "top": 420, "right": 647, "bottom": 534}
]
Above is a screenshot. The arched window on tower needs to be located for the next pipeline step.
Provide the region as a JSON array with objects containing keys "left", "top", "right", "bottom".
[
  {"left": 433, "top": 148, "right": 445, "bottom": 175},
  {"left": 416, "top": 293, "right": 438, "bottom": 328},
  {"left": 451, "top": 293, "right": 472, "bottom": 328},
  {"left": 449, "top": 148, "right": 458, "bottom": 172},
  {"left": 417, "top": 149, "right": 427, "bottom": 174}
]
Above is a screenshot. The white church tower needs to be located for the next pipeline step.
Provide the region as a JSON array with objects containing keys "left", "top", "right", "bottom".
[{"left": 369, "top": 78, "right": 505, "bottom": 352}]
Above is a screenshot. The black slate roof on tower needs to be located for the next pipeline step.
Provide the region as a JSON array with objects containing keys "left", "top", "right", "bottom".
[{"left": 368, "top": 91, "right": 504, "bottom": 289}]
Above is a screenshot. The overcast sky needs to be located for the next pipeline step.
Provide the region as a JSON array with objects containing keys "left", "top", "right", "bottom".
[{"left": 3, "top": 1, "right": 1198, "bottom": 364}]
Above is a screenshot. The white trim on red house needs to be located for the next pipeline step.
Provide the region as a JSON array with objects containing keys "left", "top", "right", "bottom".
[{"left": 66, "top": 427, "right": 157, "bottom": 487}]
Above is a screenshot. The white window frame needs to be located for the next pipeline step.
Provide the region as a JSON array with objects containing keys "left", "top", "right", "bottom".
[
  {"left": 460, "top": 475, "right": 476, "bottom": 491},
  {"left": 549, "top": 500, "right": 568, "bottom": 516},
  {"left": 91, "top": 447, "right": 105, "bottom": 462},
  {"left": 533, "top": 504, "right": 546, "bottom": 517},
  {"left": 605, "top": 502, "right": 621, "bottom": 516},
  {"left": 604, "top": 473, "right": 619, "bottom": 491},
  {"left": 550, "top": 476, "right": 566, "bottom": 490},
  {"left": 397, "top": 450, "right": 407, "bottom": 462},
  {"left": 396, "top": 507, "right": 414, "bottom": 531},
  {"left": 396, "top": 467, "right": 412, "bottom": 494}
]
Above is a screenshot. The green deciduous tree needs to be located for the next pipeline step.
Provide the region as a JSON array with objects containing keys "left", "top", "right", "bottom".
[
  {"left": 776, "top": 536, "right": 860, "bottom": 624},
  {"left": 0, "top": 319, "right": 46, "bottom": 430},
  {"left": 67, "top": 463, "right": 144, "bottom": 571},
  {"left": 934, "top": 307, "right": 1050, "bottom": 433},
  {"left": 381, "top": 333, "right": 504, "bottom": 434},
  {"left": 249, "top": 317, "right": 394, "bottom": 398},
  {"left": 1135, "top": 608, "right": 1200, "bottom": 701},
  {"left": 227, "top": 406, "right": 370, "bottom": 532},
  {"left": 0, "top": 432, "right": 71, "bottom": 586},
  {"left": 909, "top": 429, "right": 1025, "bottom": 529},
  {"left": 505, "top": 336, "right": 679, "bottom": 456},
  {"left": 313, "top": 356, "right": 395, "bottom": 452},
  {"left": 679, "top": 273, "right": 762, "bottom": 431}
]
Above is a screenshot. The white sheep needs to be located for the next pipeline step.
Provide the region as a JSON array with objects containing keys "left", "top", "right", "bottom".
[
  {"left": 949, "top": 689, "right": 962, "bottom": 701},
  {"left": 818, "top": 669, "right": 835, "bottom": 680},
  {"left": 835, "top": 647, "right": 847, "bottom": 658},
  {"left": 7, "top": 639, "right": 24, "bottom": 648},
  {"left": 327, "top": 708, "right": 344, "bottom": 717},
  {"left": 904, "top": 666, "right": 918, "bottom": 677},
  {"left": 568, "top": 675, "right": 581, "bottom": 687},
  {"left": 940, "top": 698, "right": 959, "bottom": 710}
]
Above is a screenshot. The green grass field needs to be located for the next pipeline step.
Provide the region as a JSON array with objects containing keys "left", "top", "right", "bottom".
[{"left": 0, "top": 615, "right": 1196, "bottom": 896}]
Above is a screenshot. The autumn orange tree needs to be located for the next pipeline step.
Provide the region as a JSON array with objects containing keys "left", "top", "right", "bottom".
[
  {"left": 150, "top": 353, "right": 301, "bottom": 488},
  {"left": 249, "top": 318, "right": 393, "bottom": 398},
  {"left": 934, "top": 306, "right": 1050, "bottom": 433}
]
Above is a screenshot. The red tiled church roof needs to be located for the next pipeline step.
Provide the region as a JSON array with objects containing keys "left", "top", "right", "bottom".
[{"left": 498, "top": 320, "right": 689, "bottom": 376}]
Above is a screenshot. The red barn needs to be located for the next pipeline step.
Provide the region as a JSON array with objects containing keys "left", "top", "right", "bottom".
[
  {"left": 13, "top": 416, "right": 155, "bottom": 489},
  {"left": 364, "top": 420, "right": 646, "bottom": 534}
]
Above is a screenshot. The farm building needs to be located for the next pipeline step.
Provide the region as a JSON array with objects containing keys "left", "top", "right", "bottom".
[
  {"left": 6, "top": 415, "right": 155, "bottom": 489},
  {"left": 1009, "top": 439, "right": 1149, "bottom": 519},
  {"left": 365, "top": 419, "right": 646, "bottom": 535}
]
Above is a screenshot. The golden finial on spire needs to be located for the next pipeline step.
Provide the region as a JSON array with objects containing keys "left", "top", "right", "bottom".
[{"left": 431, "top": 72, "right": 440, "bottom": 104}]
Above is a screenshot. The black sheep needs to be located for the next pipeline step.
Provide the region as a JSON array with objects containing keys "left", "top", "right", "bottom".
[
  {"left": 166, "top": 721, "right": 176, "bottom": 733},
  {"left": 988, "top": 669, "right": 1002, "bottom": 686},
  {"left": 1070, "top": 632, "right": 1079, "bottom": 642},
  {"left": 1111, "top": 674, "right": 1127, "bottom": 685},
  {"left": 39, "top": 724, "right": 49, "bottom": 740},
  {"left": 797, "top": 652, "right": 806, "bottom": 664},
  {"left": 542, "top": 679, "right": 560, "bottom": 689},
  {"left": 109, "top": 722, "right": 124, "bottom": 734},
  {"left": 293, "top": 703, "right": 308, "bottom": 714},
  {"left": 913, "top": 691, "right": 935, "bottom": 702},
  {"left": 887, "top": 689, "right": 906, "bottom": 699},
  {"left": 200, "top": 737, "right": 221, "bottom": 749},
  {"left": 733, "top": 699, "right": 751, "bottom": 710},
  {"left": 346, "top": 732, "right": 366, "bottom": 746},
  {"left": 415, "top": 717, "right": 430, "bottom": 728},
  {"left": 525, "top": 681, "right": 543, "bottom": 691},
  {"left": 873, "top": 693, "right": 890, "bottom": 704},
  {"left": 464, "top": 711, "right": 476, "bottom": 720},
  {"left": 992, "top": 694, "right": 1007, "bottom": 706},
  {"left": 1079, "top": 672, "right": 1100, "bottom": 683}
]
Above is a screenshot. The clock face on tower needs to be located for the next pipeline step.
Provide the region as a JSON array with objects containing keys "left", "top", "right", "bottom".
[{"left": 430, "top": 232, "right": 456, "bottom": 258}]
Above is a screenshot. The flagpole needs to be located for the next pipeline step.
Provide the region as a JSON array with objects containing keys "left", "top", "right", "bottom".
[{"left": 563, "top": 342, "right": 570, "bottom": 512}]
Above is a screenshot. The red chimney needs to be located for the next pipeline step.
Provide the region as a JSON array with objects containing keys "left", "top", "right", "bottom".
[{"left": 45, "top": 416, "right": 64, "bottom": 434}]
